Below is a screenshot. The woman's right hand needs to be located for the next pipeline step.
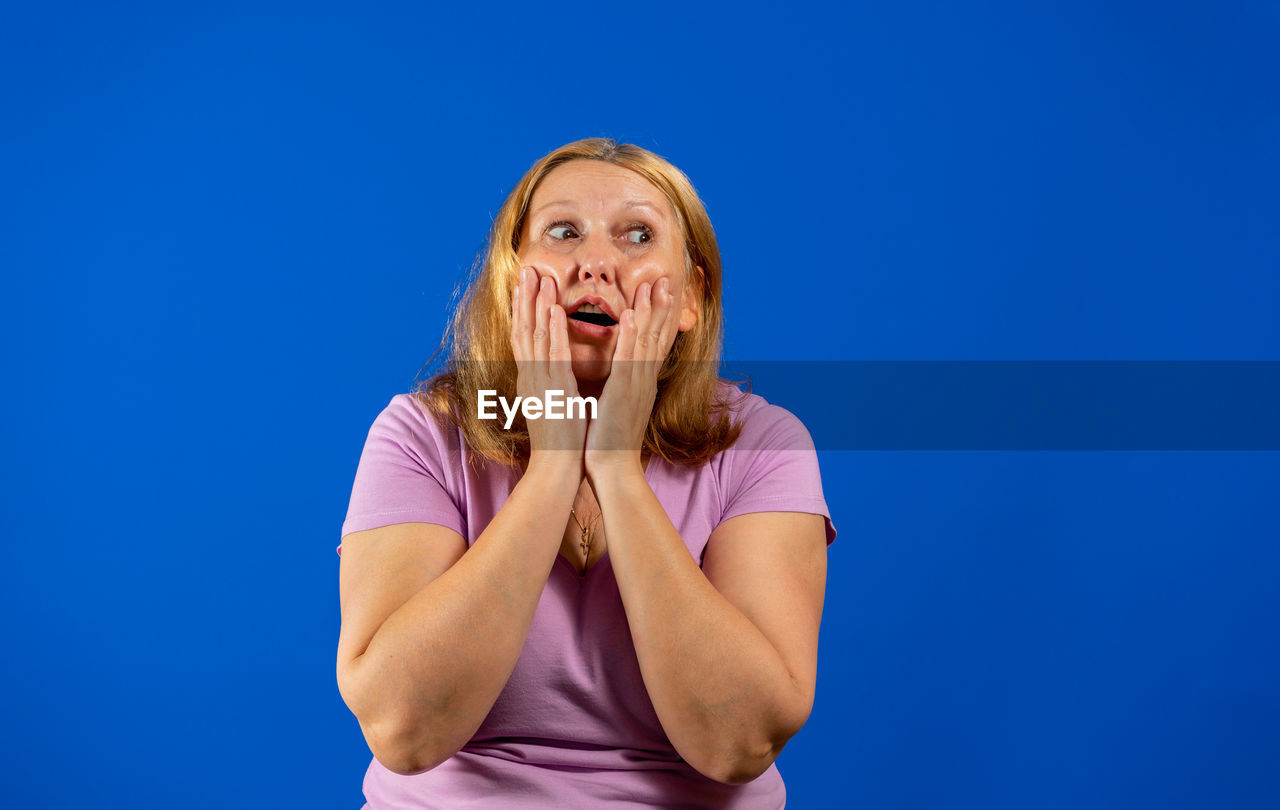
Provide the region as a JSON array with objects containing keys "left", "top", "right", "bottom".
[{"left": 510, "top": 265, "right": 586, "bottom": 476}]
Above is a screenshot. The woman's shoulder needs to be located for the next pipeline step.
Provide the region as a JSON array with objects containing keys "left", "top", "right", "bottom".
[
  {"left": 385, "top": 391, "right": 442, "bottom": 426},
  {"left": 714, "top": 382, "right": 817, "bottom": 454},
  {"left": 706, "top": 382, "right": 836, "bottom": 543},
  {"left": 368, "top": 392, "right": 467, "bottom": 465}
]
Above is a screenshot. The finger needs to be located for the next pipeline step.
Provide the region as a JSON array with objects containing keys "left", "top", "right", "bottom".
[
  {"left": 650, "top": 276, "right": 678, "bottom": 363},
  {"left": 640, "top": 278, "right": 670, "bottom": 364},
  {"left": 612, "top": 309, "right": 637, "bottom": 365},
  {"left": 639, "top": 277, "right": 667, "bottom": 362},
  {"left": 545, "top": 303, "right": 565, "bottom": 391},
  {"left": 515, "top": 266, "right": 537, "bottom": 361},
  {"left": 549, "top": 304, "right": 571, "bottom": 363},
  {"left": 633, "top": 281, "right": 654, "bottom": 354},
  {"left": 533, "top": 274, "right": 553, "bottom": 360},
  {"left": 623, "top": 281, "right": 654, "bottom": 383},
  {"left": 510, "top": 279, "right": 525, "bottom": 360}
]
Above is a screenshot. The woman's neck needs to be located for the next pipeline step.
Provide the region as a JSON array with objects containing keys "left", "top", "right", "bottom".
[{"left": 575, "top": 378, "right": 605, "bottom": 400}]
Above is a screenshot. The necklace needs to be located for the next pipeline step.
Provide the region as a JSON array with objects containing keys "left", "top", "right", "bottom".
[{"left": 569, "top": 506, "right": 602, "bottom": 575}]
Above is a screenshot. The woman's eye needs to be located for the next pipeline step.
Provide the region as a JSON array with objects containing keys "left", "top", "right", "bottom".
[
  {"left": 625, "top": 226, "right": 652, "bottom": 244},
  {"left": 548, "top": 224, "right": 578, "bottom": 240}
]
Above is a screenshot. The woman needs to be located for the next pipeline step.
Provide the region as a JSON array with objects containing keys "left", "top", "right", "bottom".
[{"left": 337, "top": 138, "right": 836, "bottom": 808}]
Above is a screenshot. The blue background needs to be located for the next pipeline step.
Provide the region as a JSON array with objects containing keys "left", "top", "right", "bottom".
[{"left": 3, "top": 1, "right": 1277, "bottom": 807}]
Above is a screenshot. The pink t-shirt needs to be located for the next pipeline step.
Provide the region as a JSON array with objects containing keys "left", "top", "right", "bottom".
[{"left": 340, "top": 388, "right": 836, "bottom": 809}]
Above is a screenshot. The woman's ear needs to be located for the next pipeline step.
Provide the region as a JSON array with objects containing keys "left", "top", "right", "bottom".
[{"left": 677, "top": 266, "right": 703, "bottom": 332}]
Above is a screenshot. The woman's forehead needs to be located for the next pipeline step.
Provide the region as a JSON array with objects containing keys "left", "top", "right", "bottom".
[{"left": 530, "top": 160, "right": 674, "bottom": 222}]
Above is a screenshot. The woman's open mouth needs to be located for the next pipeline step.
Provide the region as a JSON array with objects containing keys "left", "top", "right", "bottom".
[
  {"left": 568, "top": 307, "right": 618, "bottom": 328},
  {"left": 566, "top": 301, "right": 618, "bottom": 338}
]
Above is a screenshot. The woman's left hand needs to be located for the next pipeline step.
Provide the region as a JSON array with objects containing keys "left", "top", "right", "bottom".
[{"left": 584, "top": 277, "right": 679, "bottom": 479}]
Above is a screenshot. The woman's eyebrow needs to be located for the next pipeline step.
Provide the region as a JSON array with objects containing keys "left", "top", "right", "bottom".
[
  {"left": 529, "top": 200, "right": 574, "bottom": 219},
  {"left": 623, "top": 200, "right": 675, "bottom": 226},
  {"left": 528, "top": 198, "right": 669, "bottom": 220},
  {"left": 624, "top": 200, "right": 664, "bottom": 216}
]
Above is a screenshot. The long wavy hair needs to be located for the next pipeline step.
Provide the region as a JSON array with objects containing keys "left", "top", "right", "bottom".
[{"left": 413, "top": 138, "right": 746, "bottom": 467}]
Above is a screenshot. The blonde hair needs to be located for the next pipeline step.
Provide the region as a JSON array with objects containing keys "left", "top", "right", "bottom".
[{"left": 413, "top": 138, "right": 745, "bottom": 467}]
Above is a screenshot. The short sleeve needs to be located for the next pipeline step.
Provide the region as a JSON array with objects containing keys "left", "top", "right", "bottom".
[
  {"left": 718, "top": 400, "right": 837, "bottom": 545},
  {"left": 338, "top": 394, "right": 467, "bottom": 553}
]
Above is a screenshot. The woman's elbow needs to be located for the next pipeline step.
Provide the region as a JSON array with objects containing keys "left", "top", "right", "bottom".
[
  {"left": 362, "top": 717, "right": 456, "bottom": 776},
  {"left": 702, "top": 704, "right": 813, "bottom": 784},
  {"left": 372, "top": 745, "right": 448, "bottom": 777},
  {"left": 699, "top": 739, "right": 782, "bottom": 785},
  {"left": 338, "top": 658, "right": 462, "bottom": 775}
]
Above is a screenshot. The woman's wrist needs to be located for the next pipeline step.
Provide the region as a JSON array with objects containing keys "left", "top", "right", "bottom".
[
  {"left": 585, "top": 451, "right": 646, "bottom": 488},
  {"left": 526, "top": 450, "right": 585, "bottom": 487}
]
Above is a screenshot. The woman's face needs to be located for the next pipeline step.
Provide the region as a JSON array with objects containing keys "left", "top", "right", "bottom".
[{"left": 516, "top": 159, "right": 699, "bottom": 382}]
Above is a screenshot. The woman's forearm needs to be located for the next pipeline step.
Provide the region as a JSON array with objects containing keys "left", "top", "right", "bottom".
[
  {"left": 343, "top": 459, "right": 579, "bottom": 774},
  {"left": 591, "top": 466, "right": 810, "bottom": 784}
]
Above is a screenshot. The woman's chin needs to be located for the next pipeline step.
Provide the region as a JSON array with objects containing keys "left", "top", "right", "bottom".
[{"left": 571, "top": 356, "right": 613, "bottom": 386}]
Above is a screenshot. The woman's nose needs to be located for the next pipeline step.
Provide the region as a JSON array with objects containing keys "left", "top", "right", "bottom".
[{"left": 574, "top": 232, "right": 618, "bottom": 285}]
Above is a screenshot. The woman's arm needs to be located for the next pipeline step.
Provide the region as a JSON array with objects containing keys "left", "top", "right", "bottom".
[
  {"left": 337, "top": 267, "right": 586, "bottom": 774},
  {"left": 336, "top": 457, "right": 579, "bottom": 775},
  {"left": 592, "top": 469, "right": 828, "bottom": 784},
  {"left": 584, "top": 277, "right": 828, "bottom": 783}
]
